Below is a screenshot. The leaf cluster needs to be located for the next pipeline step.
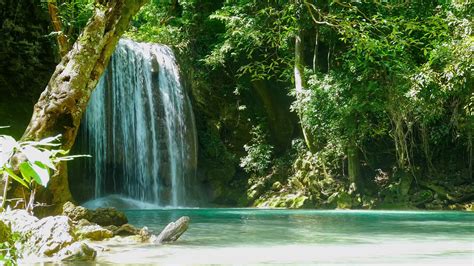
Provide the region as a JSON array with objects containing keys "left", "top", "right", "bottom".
[{"left": 0, "top": 134, "right": 84, "bottom": 189}]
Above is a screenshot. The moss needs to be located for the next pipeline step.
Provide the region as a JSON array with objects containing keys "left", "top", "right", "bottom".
[{"left": 0, "top": 220, "right": 11, "bottom": 244}]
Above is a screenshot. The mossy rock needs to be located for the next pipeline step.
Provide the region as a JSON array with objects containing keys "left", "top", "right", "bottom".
[
  {"left": 399, "top": 173, "right": 413, "bottom": 198},
  {"left": 271, "top": 181, "right": 282, "bottom": 191},
  {"left": 336, "top": 191, "right": 352, "bottom": 209},
  {"left": 0, "top": 220, "right": 12, "bottom": 244},
  {"left": 287, "top": 194, "right": 308, "bottom": 208},
  {"left": 411, "top": 190, "right": 434, "bottom": 206}
]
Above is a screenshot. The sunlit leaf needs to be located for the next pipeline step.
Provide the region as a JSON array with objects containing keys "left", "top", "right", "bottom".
[
  {"left": 22, "top": 145, "right": 56, "bottom": 170},
  {"left": 4, "top": 167, "right": 29, "bottom": 188},
  {"left": 38, "top": 134, "right": 62, "bottom": 145},
  {"left": 0, "top": 136, "right": 18, "bottom": 166},
  {"left": 19, "top": 161, "right": 50, "bottom": 187}
]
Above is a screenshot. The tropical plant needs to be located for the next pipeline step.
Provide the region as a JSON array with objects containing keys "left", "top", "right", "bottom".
[
  {"left": 0, "top": 232, "right": 19, "bottom": 266},
  {"left": 0, "top": 130, "right": 85, "bottom": 212},
  {"left": 240, "top": 125, "right": 274, "bottom": 175}
]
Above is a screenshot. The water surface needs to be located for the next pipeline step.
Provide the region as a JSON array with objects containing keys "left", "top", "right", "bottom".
[{"left": 98, "top": 208, "right": 474, "bottom": 265}]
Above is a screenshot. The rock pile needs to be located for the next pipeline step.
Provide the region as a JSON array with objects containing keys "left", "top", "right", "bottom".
[{"left": 0, "top": 202, "right": 189, "bottom": 263}]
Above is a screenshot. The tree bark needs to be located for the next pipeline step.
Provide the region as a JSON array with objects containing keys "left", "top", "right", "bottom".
[
  {"left": 21, "top": 0, "right": 147, "bottom": 214},
  {"left": 47, "top": 0, "right": 71, "bottom": 57},
  {"left": 294, "top": 26, "right": 317, "bottom": 153},
  {"left": 347, "top": 141, "right": 361, "bottom": 191},
  {"left": 347, "top": 114, "right": 361, "bottom": 191}
]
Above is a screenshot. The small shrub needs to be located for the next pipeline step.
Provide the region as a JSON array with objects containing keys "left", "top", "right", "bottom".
[{"left": 240, "top": 125, "right": 274, "bottom": 175}]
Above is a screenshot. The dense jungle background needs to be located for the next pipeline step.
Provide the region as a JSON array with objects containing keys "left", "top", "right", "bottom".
[{"left": 1, "top": 0, "right": 472, "bottom": 210}]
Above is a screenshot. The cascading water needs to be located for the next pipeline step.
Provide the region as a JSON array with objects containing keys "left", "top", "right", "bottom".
[{"left": 75, "top": 39, "right": 198, "bottom": 207}]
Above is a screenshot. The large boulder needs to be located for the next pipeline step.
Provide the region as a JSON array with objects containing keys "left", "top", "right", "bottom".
[
  {"left": 62, "top": 202, "right": 89, "bottom": 221},
  {"left": 0, "top": 209, "right": 38, "bottom": 234},
  {"left": 104, "top": 223, "right": 152, "bottom": 242},
  {"left": 62, "top": 202, "right": 128, "bottom": 226},
  {"left": 24, "top": 215, "right": 75, "bottom": 257},
  {"left": 56, "top": 242, "right": 97, "bottom": 261},
  {"left": 88, "top": 207, "right": 128, "bottom": 227},
  {"left": 0, "top": 210, "right": 96, "bottom": 261},
  {"left": 75, "top": 220, "right": 114, "bottom": 241}
]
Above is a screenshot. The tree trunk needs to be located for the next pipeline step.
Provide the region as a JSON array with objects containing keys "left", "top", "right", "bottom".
[
  {"left": 293, "top": 0, "right": 317, "bottom": 153},
  {"left": 295, "top": 29, "right": 317, "bottom": 153},
  {"left": 347, "top": 141, "right": 361, "bottom": 191},
  {"left": 47, "top": 0, "right": 71, "bottom": 57},
  {"left": 347, "top": 114, "right": 362, "bottom": 191},
  {"left": 21, "top": 0, "right": 147, "bottom": 214},
  {"left": 469, "top": 129, "right": 472, "bottom": 180}
]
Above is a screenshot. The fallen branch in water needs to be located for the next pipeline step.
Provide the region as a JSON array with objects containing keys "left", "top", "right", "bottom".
[{"left": 154, "top": 216, "right": 190, "bottom": 244}]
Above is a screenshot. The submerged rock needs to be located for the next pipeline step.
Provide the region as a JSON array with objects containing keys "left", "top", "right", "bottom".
[{"left": 109, "top": 223, "right": 140, "bottom": 236}]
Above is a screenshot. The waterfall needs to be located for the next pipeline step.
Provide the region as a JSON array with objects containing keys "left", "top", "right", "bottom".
[{"left": 76, "top": 39, "right": 198, "bottom": 207}]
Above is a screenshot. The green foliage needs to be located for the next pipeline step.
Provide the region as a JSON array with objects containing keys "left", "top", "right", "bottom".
[
  {"left": 37, "top": 0, "right": 94, "bottom": 45},
  {"left": 240, "top": 125, "right": 274, "bottom": 175},
  {"left": 0, "top": 132, "right": 86, "bottom": 208},
  {"left": 128, "top": 0, "right": 217, "bottom": 56},
  {"left": 0, "top": 232, "right": 19, "bottom": 266},
  {"left": 1, "top": 134, "right": 61, "bottom": 188},
  {"left": 122, "top": 0, "right": 472, "bottom": 209},
  {"left": 205, "top": 0, "right": 296, "bottom": 81},
  {"left": 55, "top": 0, "right": 94, "bottom": 43},
  {"left": 0, "top": 0, "right": 56, "bottom": 101}
]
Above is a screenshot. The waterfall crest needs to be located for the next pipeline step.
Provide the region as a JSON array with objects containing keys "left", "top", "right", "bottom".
[{"left": 77, "top": 39, "right": 197, "bottom": 207}]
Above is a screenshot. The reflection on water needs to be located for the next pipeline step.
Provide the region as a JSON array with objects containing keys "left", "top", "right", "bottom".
[{"left": 96, "top": 209, "right": 473, "bottom": 265}]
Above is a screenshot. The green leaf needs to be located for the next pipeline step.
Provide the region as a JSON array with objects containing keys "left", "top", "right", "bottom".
[
  {"left": 38, "top": 134, "right": 61, "bottom": 145},
  {"left": 19, "top": 161, "right": 50, "bottom": 187},
  {"left": 31, "top": 162, "right": 50, "bottom": 187},
  {"left": 0, "top": 135, "right": 18, "bottom": 166},
  {"left": 55, "top": 154, "right": 91, "bottom": 162},
  {"left": 21, "top": 145, "right": 56, "bottom": 170},
  {"left": 4, "top": 167, "right": 29, "bottom": 188}
]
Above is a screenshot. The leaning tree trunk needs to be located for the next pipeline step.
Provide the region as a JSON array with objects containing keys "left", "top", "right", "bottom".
[{"left": 19, "top": 0, "right": 147, "bottom": 215}]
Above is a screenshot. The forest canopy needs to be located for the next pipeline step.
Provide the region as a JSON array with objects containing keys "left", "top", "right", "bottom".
[
  {"left": 124, "top": 0, "right": 472, "bottom": 209},
  {"left": 0, "top": 0, "right": 472, "bottom": 210}
]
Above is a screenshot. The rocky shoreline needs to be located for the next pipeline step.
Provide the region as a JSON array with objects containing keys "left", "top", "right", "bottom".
[{"left": 0, "top": 202, "right": 189, "bottom": 263}]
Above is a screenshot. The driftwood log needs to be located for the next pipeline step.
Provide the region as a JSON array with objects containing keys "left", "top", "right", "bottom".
[{"left": 155, "top": 216, "right": 190, "bottom": 244}]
